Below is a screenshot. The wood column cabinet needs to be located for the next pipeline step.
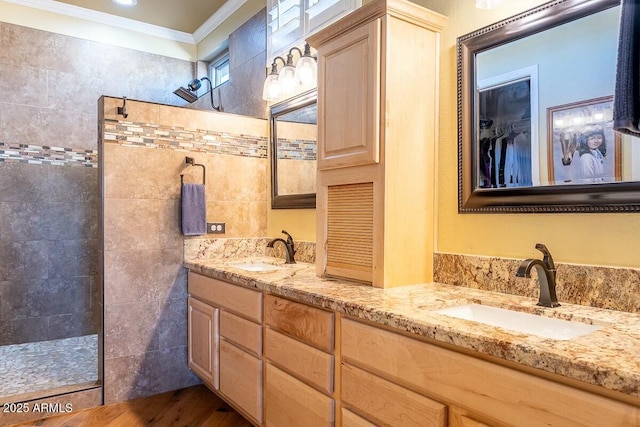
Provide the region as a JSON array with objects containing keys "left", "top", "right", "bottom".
[
  {"left": 187, "top": 272, "right": 263, "bottom": 426},
  {"left": 308, "top": 0, "right": 447, "bottom": 288},
  {"left": 263, "top": 294, "right": 336, "bottom": 427}
]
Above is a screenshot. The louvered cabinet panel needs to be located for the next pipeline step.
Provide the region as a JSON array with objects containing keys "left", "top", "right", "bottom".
[{"left": 326, "top": 182, "right": 374, "bottom": 283}]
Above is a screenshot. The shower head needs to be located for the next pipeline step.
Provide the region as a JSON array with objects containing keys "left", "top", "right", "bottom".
[
  {"left": 173, "top": 77, "right": 222, "bottom": 111},
  {"left": 173, "top": 87, "right": 198, "bottom": 103},
  {"left": 187, "top": 79, "right": 202, "bottom": 91}
]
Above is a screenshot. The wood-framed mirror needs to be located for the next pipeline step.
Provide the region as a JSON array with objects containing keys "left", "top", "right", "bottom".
[
  {"left": 270, "top": 89, "right": 317, "bottom": 209},
  {"left": 458, "top": 0, "right": 640, "bottom": 213}
]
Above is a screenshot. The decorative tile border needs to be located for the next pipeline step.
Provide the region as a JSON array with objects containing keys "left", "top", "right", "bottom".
[
  {"left": 103, "top": 119, "right": 269, "bottom": 159},
  {"left": 434, "top": 252, "right": 640, "bottom": 313},
  {"left": 0, "top": 142, "right": 97, "bottom": 167},
  {"left": 277, "top": 138, "right": 317, "bottom": 160}
]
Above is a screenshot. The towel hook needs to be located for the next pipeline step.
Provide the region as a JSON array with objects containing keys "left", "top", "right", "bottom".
[
  {"left": 181, "top": 157, "right": 206, "bottom": 185},
  {"left": 117, "top": 96, "right": 128, "bottom": 118}
]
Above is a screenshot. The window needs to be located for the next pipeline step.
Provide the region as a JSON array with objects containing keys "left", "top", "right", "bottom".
[
  {"left": 267, "top": 0, "right": 360, "bottom": 64},
  {"left": 210, "top": 53, "right": 230, "bottom": 88}
]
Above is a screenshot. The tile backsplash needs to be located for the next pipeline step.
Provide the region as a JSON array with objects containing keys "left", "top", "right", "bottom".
[
  {"left": 184, "top": 240, "right": 640, "bottom": 314},
  {"left": 184, "top": 237, "right": 316, "bottom": 264},
  {"left": 434, "top": 253, "right": 640, "bottom": 314}
]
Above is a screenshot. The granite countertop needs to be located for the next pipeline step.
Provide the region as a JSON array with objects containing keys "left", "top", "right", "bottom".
[{"left": 184, "top": 256, "right": 640, "bottom": 400}]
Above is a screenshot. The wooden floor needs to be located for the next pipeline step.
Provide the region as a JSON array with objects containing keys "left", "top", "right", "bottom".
[{"left": 11, "top": 385, "right": 254, "bottom": 427}]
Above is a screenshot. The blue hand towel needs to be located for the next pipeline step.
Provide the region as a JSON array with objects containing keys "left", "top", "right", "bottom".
[
  {"left": 181, "top": 183, "right": 206, "bottom": 236},
  {"left": 613, "top": 0, "right": 640, "bottom": 137}
]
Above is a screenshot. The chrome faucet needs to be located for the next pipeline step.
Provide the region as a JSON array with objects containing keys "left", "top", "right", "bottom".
[
  {"left": 515, "top": 243, "right": 560, "bottom": 308},
  {"left": 267, "top": 230, "right": 296, "bottom": 264}
]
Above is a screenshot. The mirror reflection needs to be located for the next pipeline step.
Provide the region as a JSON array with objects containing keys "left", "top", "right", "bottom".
[
  {"left": 458, "top": 0, "right": 640, "bottom": 212},
  {"left": 474, "top": 4, "right": 638, "bottom": 189},
  {"left": 270, "top": 89, "right": 317, "bottom": 209}
]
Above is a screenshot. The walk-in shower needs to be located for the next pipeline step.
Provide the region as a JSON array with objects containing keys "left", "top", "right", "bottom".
[{"left": 0, "top": 159, "right": 101, "bottom": 405}]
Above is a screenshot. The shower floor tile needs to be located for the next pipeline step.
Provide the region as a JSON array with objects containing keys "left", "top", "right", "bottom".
[{"left": 0, "top": 334, "right": 98, "bottom": 399}]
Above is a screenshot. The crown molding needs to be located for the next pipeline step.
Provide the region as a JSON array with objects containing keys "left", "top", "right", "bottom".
[
  {"left": 2, "top": 0, "right": 196, "bottom": 44},
  {"left": 192, "top": 0, "right": 248, "bottom": 44}
]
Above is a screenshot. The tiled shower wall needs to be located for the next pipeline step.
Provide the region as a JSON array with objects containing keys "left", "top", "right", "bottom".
[
  {"left": 192, "top": 8, "right": 268, "bottom": 119},
  {"left": 100, "top": 96, "right": 269, "bottom": 403},
  {"left": 0, "top": 22, "right": 189, "bottom": 346},
  {"left": 0, "top": 5, "right": 268, "bottom": 346}
]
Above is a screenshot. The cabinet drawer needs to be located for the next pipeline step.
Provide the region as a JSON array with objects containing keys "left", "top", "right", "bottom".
[
  {"left": 220, "top": 310, "right": 262, "bottom": 357},
  {"left": 342, "top": 408, "right": 377, "bottom": 427},
  {"left": 265, "top": 363, "right": 334, "bottom": 427},
  {"left": 265, "top": 328, "right": 334, "bottom": 394},
  {"left": 188, "top": 271, "right": 262, "bottom": 323},
  {"left": 342, "top": 363, "right": 446, "bottom": 427},
  {"left": 264, "top": 294, "right": 334, "bottom": 353},
  {"left": 342, "top": 318, "right": 640, "bottom": 427},
  {"left": 219, "top": 339, "right": 263, "bottom": 424}
]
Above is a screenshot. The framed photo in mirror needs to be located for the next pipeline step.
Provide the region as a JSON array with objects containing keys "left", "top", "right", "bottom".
[{"left": 547, "top": 96, "right": 622, "bottom": 185}]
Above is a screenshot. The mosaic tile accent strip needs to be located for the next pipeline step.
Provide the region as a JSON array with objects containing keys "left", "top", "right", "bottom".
[
  {"left": 277, "top": 138, "right": 317, "bottom": 160},
  {"left": 0, "top": 143, "right": 97, "bottom": 167},
  {"left": 0, "top": 334, "right": 98, "bottom": 399},
  {"left": 104, "top": 119, "right": 269, "bottom": 158}
]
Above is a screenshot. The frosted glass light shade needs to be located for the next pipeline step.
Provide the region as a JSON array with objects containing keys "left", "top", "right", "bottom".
[
  {"left": 279, "top": 65, "right": 298, "bottom": 96},
  {"left": 262, "top": 73, "right": 281, "bottom": 101},
  {"left": 296, "top": 56, "right": 317, "bottom": 87}
]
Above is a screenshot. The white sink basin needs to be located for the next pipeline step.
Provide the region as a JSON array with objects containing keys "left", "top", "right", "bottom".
[
  {"left": 229, "top": 262, "right": 282, "bottom": 272},
  {"left": 434, "top": 304, "right": 600, "bottom": 340}
]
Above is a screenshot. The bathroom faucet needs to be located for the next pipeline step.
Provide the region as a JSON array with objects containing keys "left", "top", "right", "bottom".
[
  {"left": 515, "top": 243, "right": 560, "bottom": 308},
  {"left": 267, "top": 230, "right": 296, "bottom": 264}
]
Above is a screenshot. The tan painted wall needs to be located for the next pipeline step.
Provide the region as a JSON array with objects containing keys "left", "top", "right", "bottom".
[{"left": 0, "top": 0, "right": 197, "bottom": 60}]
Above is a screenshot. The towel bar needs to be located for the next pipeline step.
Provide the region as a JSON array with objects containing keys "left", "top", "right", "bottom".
[{"left": 180, "top": 157, "right": 206, "bottom": 185}]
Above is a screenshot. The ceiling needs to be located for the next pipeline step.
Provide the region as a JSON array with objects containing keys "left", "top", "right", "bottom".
[{"left": 54, "top": 0, "right": 229, "bottom": 33}]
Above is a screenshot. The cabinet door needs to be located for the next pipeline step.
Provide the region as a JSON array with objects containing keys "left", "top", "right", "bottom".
[
  {"left": 219, "top": 339, "right": 263, "bottom": 424},
  {"left": 187, "top": 296, "right": 219, "bottom": 389},
  {"left": 316, "top": 18, "right": 381, "bottom": 170}
]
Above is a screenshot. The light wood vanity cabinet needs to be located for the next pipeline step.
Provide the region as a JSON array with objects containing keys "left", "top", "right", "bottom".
[
  {"left": 308, "top": 0, "right": 448, "bottom": 288},
  {"left": 188, "top": 270, "right": 640, "bottom": 426},
  {"left": 263, "top": 294, "right": 336, "bottom": 427},
  {"left": 341, "top": 317, "right": 640, "bottom": 427},
  {"left": 187, "top": 272, "right": 263, "bottom": 426}
]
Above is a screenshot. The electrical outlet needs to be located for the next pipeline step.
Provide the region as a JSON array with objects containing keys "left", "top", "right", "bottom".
[{"left": 207, "top": 222, "right": 226, "bottom": 234}]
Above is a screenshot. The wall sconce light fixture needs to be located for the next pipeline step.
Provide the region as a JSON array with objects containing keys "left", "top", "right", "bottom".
[{"left": 262, "top": 43, "right": 317, "bottom": 102}]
